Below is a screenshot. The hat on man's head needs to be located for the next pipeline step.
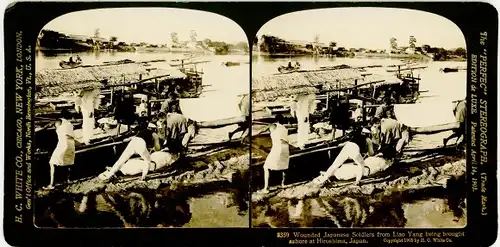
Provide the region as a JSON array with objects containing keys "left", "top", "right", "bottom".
[{"left": 148, "top": 123, "right": 157, "bottom": 129}]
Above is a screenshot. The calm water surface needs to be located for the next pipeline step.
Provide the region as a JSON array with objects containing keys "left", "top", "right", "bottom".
[
  {"left": 36, "top": 50, "right": 250, "bottom": 97},
  {"left": 252, "top": 56, "right": 466, "bottom": 103}
]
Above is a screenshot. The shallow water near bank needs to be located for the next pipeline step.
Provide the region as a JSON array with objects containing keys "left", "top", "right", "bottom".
[
  {"left": 403, "top": 199, "right": 466, "bottom": 228},
  {"left": 184, "top": 192, "right": 249, "bottom": 227}
]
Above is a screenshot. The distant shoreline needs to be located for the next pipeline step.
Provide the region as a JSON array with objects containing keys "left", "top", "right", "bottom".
[
  {"left": 36, "top": 48, "right": 249, "bottom": 56},
  {"left": 252, "top": 52, "right": 464, "bottom": 62}
]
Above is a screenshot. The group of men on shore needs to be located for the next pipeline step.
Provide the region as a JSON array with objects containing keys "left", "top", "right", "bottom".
[
  {"left": 313, "top": 97, "right": 467, "bottom": 187},
  {"left": 97, "top": 93, "right": 251, "bottom": 182},
  {"left": 258, "top": 94, "right": 467, "bottom": 192},
  {"left": 45, "top": 91, "right": 252, "bottom": 189},
  {"left": 97, "top": 101, "right": 198, "bottom": 181}
]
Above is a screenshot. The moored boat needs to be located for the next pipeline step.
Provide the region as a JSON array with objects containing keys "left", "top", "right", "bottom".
[
  {"left": 440, "top": 66, "right": 466, "bottom": 73},
  {"left": 222, "top": 61, "right": 241, "bottom": 67},
  {"left": 277, "top": 65, "right": 301, "bottom": 73},
  {"left": 59, "top": 60, "right": 82, "bottom": 69}
]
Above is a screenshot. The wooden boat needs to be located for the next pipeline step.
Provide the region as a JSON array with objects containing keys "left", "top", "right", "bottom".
[
  {"left": 169, "top": 59, "right": 210, "bottom": 67},
  {"left": 59, "top": 60, "right": 82, "bottom": 69},
  {"left": 386, "top": 64, "right": 427, "bottom": 72},
  {"left": 319, "top": 64, "right": 351, "bottom": 70}
]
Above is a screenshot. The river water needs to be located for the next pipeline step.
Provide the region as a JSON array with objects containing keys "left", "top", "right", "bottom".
[
  {"left": 36, "top": 50, "right": 250, "bottom": 97},
  {"left": 35, "top": 50, "right": 250, "bottom": 227},
  {"left": 253, "top": 55, "right": 466, "bottom": 102}
]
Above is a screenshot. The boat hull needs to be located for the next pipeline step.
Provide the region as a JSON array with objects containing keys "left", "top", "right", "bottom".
[{"left": 59, "top": 61, "right": 82, "bottom": 69}]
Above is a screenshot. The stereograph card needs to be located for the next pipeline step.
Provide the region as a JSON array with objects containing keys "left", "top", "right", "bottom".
[{"left": 2, "top": 2, "right": 498, "bottom": 246}]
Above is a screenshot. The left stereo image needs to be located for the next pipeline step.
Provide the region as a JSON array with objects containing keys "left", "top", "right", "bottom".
[{"left": 34, "top": 7, "right": 251, "bottom": 228}]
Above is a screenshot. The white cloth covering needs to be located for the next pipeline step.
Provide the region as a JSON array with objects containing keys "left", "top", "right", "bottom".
[
  {"left": 290, "top": 94, "right": 316, "bottom": 148},
  {"left": 75, "top": 89, "right": 101, "bottom": 144}
]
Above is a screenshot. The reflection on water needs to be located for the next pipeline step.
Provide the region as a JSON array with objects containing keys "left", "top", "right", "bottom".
[
  {"left": 252, "top": 175, "right": 466, "bottom": 228},
  {"left": 252, "top": 195, "right": 407, "bottom": 228},
  {"left": 35, "top": 176, "right": 250, "bottom": 228},
  {"left": 185, "top": 193, "right": 249, "bottom": 227}
]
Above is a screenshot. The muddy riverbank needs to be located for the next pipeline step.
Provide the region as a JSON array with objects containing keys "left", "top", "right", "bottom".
[
  {"left": 252, "top": 156, "right": 466, "bottom": 228},
  {"left": 35, "top": 147, "right": 250, "bottom": 228}
]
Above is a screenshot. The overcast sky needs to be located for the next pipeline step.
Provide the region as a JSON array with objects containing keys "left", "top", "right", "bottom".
[
  {"left": 43, "top": 8, "right": 247, "bottom": 44},
  {"left": 257, "top": 8, "right": 466, "bottom": 50}
]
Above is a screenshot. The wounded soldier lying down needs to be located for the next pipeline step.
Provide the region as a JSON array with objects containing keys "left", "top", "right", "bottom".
[
  {"left": 312, "top": 142, "right": 396, "bottom": 186},
  {"left": 120, "top": 151, "right": 178, "bottom": 176}
]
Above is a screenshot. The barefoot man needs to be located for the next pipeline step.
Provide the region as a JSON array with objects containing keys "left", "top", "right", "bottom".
[
  {"left": 443, "top": 99, "right": 466, "bottom": 147},
  {"left": 260, "top": 116, "right": 290, "bottom": 193}
]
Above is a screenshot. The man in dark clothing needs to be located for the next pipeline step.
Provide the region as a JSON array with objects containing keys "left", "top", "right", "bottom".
[
  {"left": 329, "top": 96, "right": 350, "bottom": 137},
  {"left": 114, "top": 93, "right": 137, "bottom": 126},
  {"left": 156, "top": 112, "right": 197, "bottom": 156}
]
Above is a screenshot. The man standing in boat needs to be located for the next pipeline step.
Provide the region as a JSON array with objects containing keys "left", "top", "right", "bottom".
[
  {"left": 374, "top": 97, "right": 393, "bottom": 119},
  {"left": 228, "top": 94, "right": 250, "bottom": 143},
  {"left": 291, "top": 94, "right": 316, "bottom": 149},
  {"left": 160, "top": 87, "right": 181, "bottom": 114},
  {"left": 98, "top": 121, "right": 162, "bottom": 181},
  {"left": 156, "top": 111, "right": 197, "bottom": 157}
]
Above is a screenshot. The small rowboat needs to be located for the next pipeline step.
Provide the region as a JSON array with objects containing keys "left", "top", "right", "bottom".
[
  {"left": 59, "top": 60, "right": 82, "bottom": 69},
  {"left": 277, "top": 65, "right": 301, "bottom": 73}
]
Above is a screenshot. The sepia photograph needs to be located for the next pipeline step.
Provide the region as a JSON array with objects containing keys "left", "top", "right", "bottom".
[
  {"left": 33, "top": 8, "right": 250, "bottom": 228},
  {"left": 250, "top": 8, "right": 467, "bottom": 228}
]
